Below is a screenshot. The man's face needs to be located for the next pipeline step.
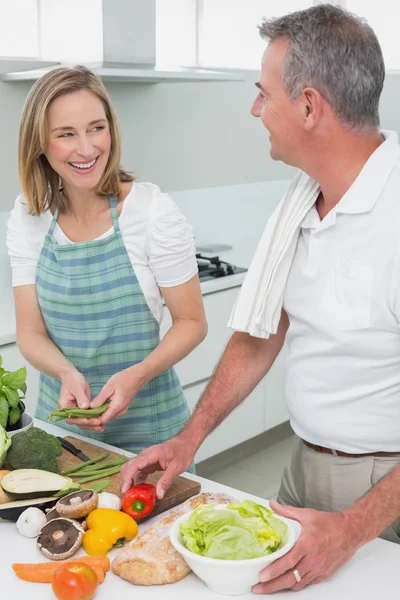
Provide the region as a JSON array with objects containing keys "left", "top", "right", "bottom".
[{"left": 251, "top": 39, "right": 303, "bottom": 165}]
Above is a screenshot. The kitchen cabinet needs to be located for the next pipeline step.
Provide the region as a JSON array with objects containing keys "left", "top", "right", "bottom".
[
  {"left": 183, "top": 380, "right": 265, "bottom": 463},
  {"left": 0, "top": 343, "right": 40, "bottom": 417},
  {"left": 160, "top": 286, "right": 240, "bottom": 387},
  {"left": 162, "top": 284, "right": 288, "bottom": 463}
]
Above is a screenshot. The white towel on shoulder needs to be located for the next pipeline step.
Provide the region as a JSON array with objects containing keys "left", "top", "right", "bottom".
[{"left": 228, "top": 170, "right": 320, "bottom": 339}]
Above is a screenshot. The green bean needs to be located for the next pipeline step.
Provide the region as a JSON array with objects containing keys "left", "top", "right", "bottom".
[
  {"left": 87, "top": 480, "right": 112, "bottom": 493},
  {"left": 72, "top": 458, "right": 127, "bottom": 477},
  {"left": 80, "top": 457, "right": 127, "bottom": 471},
  {"left": 61, "top": 452, "right": 110, "bottom": 475},
  {"left": 47, "top": 402, "right": 110, "bottom": 423},
  {"left": 74, "top": 466, "right": 123, "bottom": 484}
]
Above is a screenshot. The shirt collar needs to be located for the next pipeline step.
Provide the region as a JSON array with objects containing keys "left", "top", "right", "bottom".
[{"left": 335, "top": 129, "right": 400, "bottom": 215}]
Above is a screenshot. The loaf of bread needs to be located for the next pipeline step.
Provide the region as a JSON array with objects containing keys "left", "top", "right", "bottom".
[{"left": 112, "top": 492, "right": 234, "bottom": 586}]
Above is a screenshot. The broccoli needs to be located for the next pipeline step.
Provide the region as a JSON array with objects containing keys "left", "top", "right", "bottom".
[{"left": 6, "top": 427, "right": 62, "bottom": 472}]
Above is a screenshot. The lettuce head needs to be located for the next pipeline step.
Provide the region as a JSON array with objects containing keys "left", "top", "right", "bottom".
[
  {"left": 179, "top": 499, "right": 287, "bottom": 560},
  {"left": 0, "top": 424, "right": 11, "bottom": 468}
]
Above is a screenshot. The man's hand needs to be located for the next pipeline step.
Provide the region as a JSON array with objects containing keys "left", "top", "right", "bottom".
[
  {"left": 120, "top": 436, "right": 196, "bottom": 499},
  {"left": 253, "top": 500, "right": 361, "bottom": 594}
]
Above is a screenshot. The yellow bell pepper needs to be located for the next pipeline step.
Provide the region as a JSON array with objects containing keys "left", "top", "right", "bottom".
[{"left": 83, "top": 508, "right": 138, "bottom": 556}]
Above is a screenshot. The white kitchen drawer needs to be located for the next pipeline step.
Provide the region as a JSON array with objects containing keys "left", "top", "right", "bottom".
[
  {"left": 160, "top": 286, "right": 240, "bottom": 387},
  {"left": 183, "top": 380, "right": 265, "bottom": 463},
  {"left": 0, "top": 343, "right": 40, "bottom": 417}
]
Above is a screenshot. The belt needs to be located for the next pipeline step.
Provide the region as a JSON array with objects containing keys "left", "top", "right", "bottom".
[{"left": 302, "top": 440, "right": 400, "bottom": 458}]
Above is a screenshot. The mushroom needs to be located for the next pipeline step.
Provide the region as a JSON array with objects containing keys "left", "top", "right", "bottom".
[
  {"left": 46, "top": 506, "right": 87, "bottom": 530},
  {"left": 45, "top": 507, "right": 60, "bottom": 522},
  {"left": 56, "top": 490, "right": 98, "bottom": 519},
  {"left": 37, "top": 518, "right": 84, "bottom": 560}
]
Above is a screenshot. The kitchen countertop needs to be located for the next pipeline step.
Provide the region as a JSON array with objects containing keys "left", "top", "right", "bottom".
[{"left": 1, "top": 420, "right": 399, "bottom": 599}]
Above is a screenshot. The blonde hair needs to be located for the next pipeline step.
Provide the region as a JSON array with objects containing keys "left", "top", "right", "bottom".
[{"left": 18, "top": 65, "right": 134, "bottom": 215}]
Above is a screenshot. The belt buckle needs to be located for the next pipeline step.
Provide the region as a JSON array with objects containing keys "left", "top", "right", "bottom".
[{"left": 332, "top": 449, "right": 338, "bottom": 456}]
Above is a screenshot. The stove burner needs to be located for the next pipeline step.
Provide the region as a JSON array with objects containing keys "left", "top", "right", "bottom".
[{"left": 196, "top": 254, "right": 247, "bottom": 281}]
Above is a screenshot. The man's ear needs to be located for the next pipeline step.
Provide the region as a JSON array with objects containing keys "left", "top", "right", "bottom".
[{"left": 301, "top": 87, "right": 323, "bottom": 129}]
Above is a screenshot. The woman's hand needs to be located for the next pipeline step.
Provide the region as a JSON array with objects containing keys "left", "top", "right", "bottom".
[
  {"left": 59, "top": 369, "right": 106, "bottom": 432},
  {"left": 59, "top": 368, "right": 91, "bottom": 410},
  {"left": 86, "top": 366, "right": 146, "bottom": 429}
]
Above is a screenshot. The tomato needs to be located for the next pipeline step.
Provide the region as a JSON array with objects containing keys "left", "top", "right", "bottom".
[{"left": 52, "top": 563, "right": 98, "bottom": 600}]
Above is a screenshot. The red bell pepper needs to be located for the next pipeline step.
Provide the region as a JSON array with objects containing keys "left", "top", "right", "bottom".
[{"left": 121, "top": 483, "right": 157, "bottom": 519}]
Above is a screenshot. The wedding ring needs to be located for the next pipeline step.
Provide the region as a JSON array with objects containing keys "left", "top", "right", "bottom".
[{"left": 292, "top": 569, "right": 302, "bottom": 584}]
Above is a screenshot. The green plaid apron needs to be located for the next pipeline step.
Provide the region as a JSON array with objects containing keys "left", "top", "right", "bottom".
[{"left": 35, "top": 196, "right": 193, "bottom": 461}]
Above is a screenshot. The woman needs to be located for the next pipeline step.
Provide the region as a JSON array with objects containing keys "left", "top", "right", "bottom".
[{"left": 6, "top": 65, "right": 207, "bottom": 459}]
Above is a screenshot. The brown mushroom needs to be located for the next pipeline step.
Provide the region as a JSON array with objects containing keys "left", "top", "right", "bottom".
[
  {"left": 46, "top": 506, "right": 87, "bottom": 530},
  {"left": 45, "top": 507, "right": 60, "bottom": 522},
  {"left": 37, "top": 518, "right": 84, "bottom": 560},
  {"left": 56, "top": 490, "right": 98, "bottom": 519}
]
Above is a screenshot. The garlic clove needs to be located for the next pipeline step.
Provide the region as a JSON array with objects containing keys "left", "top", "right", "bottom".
[
  {"left": 97, "top": 492, "right": 121, "bottom": 511},
  {"left": 16, "top": 507, "right": 48, "bottom": 538}
]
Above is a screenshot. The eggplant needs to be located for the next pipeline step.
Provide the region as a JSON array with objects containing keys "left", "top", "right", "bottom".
[
  {"left": 0, "top": 496, "right": 57, "bottom": 522},
  {"left": 1, "top": 469, "right": 72, "bottom": 500}
]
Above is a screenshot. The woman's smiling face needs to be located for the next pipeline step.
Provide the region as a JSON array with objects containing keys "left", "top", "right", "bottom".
[{"left": 45, "top": 89, "right": 112, "bottom": 193}]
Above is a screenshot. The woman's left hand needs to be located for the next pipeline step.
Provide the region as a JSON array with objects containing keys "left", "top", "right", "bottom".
[{"left": 83, "top": 367, "right": 145, "bottom": 430}]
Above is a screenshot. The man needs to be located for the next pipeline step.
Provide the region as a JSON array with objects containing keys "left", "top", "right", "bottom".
[{"left": 120, "top": 4, "right": 400, "bottom": 593}]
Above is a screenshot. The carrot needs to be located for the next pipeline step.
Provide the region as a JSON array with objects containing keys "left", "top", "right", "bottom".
[
  {"left": 14, "top": 565, "right": 105, "bottom": 584},
  {"left": 12, "top": 555, "right": 110, "bottom": 572},
  {"left": 13, "top": 569, "right": 53, "bottom": 584}
]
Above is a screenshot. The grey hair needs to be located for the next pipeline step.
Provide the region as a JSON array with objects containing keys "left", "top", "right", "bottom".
[{"left": 258, "top": 4, "right": 385, "bottom": 133}]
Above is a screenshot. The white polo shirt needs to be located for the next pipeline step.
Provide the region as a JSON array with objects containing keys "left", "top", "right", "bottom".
[{"left": 283, "top": 130, "right": 400, "bottom": 453}]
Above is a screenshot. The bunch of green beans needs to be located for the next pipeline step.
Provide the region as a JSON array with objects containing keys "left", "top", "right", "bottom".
[
  {"left": 47, "top": 401, "right": 110, "bottom": 423},
  {"left": 61, "top": 452, "right": 127, "bottom": 484}
]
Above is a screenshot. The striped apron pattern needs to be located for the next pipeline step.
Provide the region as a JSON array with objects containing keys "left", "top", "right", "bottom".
[{"left": 35, "top": 196, "right": 193, "bottom": 462}]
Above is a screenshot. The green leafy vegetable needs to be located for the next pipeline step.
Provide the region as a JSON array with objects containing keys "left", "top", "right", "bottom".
[
  {"left": 180, "top": 500, "right": 288, "bottom": 560},
  {"left": 6, "top": 427, "right": 62, "bottom": 472},
  {"left": 0, "top": 424, "right": 11, "bottom": 468},
  {"left": 0, "top": 355, "right": 27, "bottom": 431}
]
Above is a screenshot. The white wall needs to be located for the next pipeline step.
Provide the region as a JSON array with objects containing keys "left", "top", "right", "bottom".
[
  {"left": 0, "top": 66, "right": 295, "bottom": 213},
  {"left": 0, "top": 65, "right": 399, "bottom": 214}
]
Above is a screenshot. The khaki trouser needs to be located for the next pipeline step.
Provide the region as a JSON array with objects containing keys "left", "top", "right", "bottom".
[{"left": 277, "top": 436, "right": 400, "bottom": 544}]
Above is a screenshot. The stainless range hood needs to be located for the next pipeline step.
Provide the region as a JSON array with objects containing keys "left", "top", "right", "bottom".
[{"left": 1, "top": 0, "right": 243, "bottom": 84}]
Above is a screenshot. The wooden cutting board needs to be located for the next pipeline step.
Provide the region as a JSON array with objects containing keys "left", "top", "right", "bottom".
[{"left": 57, "top": 436, "right": 201, "bottom": 519}]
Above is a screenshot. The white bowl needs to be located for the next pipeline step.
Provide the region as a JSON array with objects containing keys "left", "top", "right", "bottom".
[
  {"left": 7, "top": 412, "right": 34, "bottom": 438},
  {"left": 170, "top": 504, "right": 300, "bottom": 596}
]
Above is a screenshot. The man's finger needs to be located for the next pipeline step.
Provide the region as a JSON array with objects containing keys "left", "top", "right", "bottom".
[
  {"left": 259, "top": 544, "right": 306, "bottom": 582},
  {"left": 269, "top": 499, "right": 303, "bottom": 522},
  {"left": 254, "top": 565, "right": 313, "bottom": 594},
  {"left": 135, "top": 471, "right": 150, "bottom": 484},
  {"left": 120, "top": 459, "right": 143, "bottom": 494},
  {"left": 156, "top": 466, "right": 177, "bottom": 500}
]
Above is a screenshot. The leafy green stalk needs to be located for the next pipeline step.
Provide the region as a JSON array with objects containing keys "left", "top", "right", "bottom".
[{"left": 0, "top": 354, "right": 27, "bottom": 431}]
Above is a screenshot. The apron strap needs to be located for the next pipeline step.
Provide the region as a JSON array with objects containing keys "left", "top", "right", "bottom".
[
  {"left": 48, "top": 207, "right": 59, "bottom": 236},
  {"left": 110, "top": 196, "right": 120, "bottom": 233}
]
